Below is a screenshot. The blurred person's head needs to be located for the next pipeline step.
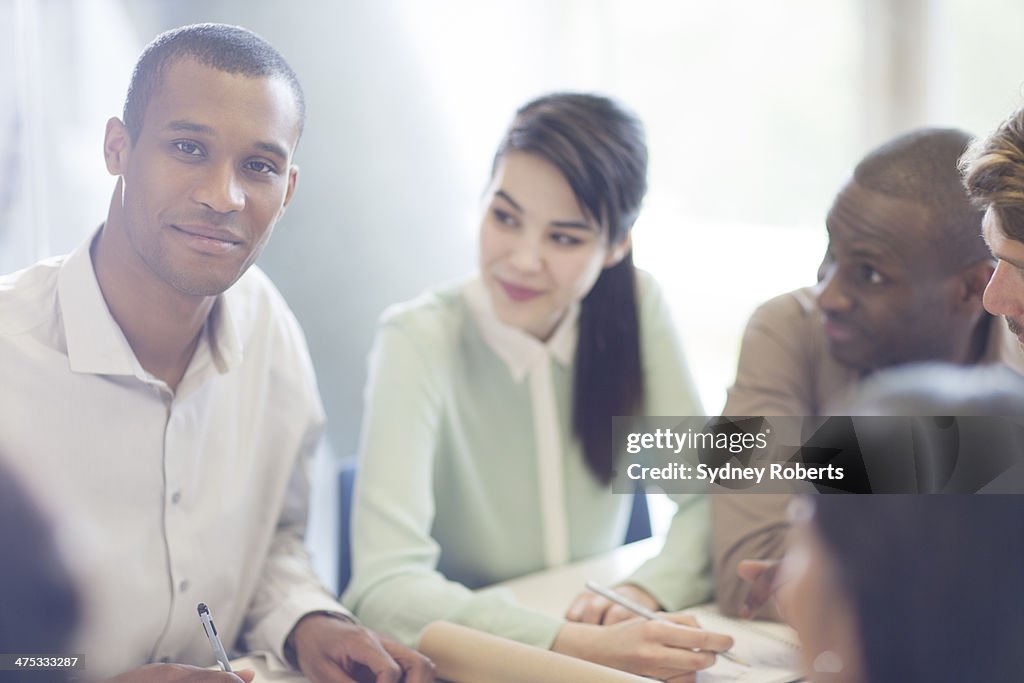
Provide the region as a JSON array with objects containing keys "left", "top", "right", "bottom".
[
  {"left": 780, "top": 495, "right": 1024, "bottom": 683},
  {"left": 849, "top": 361, "right": 1024, "bottom": 416},
  {"left": 844, "top": 363, "right": 1024, "bottom": 493},
  {"left": 480, "top": 92, "right": 648, "bottom": 483},
  {"left": 819, "top": 129, "right": 993, "bottom": 373},
  {"left": 961, "top": 106, "right": 1024, "bottom": 347},
  {"left": 0, "top": 459, "right": 79, "bottom": 682}
]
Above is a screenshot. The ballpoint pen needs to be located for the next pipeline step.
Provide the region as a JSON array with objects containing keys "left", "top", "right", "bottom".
[
  {"left": 198, "top": 602, "right": 233, "bottom": 673},
  {"left": 585, "top": 581, "right": 751, "bottom": 668}
]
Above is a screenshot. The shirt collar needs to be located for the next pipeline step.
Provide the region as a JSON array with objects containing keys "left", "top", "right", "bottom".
[
  {"left": 207, "top": 290, "right": 243, "bottom": 373},
  {"left": 57, "top": 229, "right": 243, "bottom": 379},
  {"left": 464, "top": 277, "right": 577, "bottom": 382},
  {"left": 58, "top": 234, "right": 140, "bottom": 377}
]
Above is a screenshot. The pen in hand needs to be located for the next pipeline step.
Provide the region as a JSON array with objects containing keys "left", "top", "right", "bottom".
[
  {"left": 584, "top": 581, "right": 751, "bottom": 668},
  {"left": 198, "top": 602, "right": 233, "bottom": 673}
]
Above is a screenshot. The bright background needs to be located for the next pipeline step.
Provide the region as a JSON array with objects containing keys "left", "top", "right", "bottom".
[{"left": 5, "top": 0, "right": 1024, "bottom": 588}]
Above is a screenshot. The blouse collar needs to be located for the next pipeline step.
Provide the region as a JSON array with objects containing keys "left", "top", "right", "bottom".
[{"left": 463, "top": 277, "right": 578, "bottom": 382}]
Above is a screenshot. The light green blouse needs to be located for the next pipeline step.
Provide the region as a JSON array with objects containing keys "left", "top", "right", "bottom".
[{"left": 341, "top": 271, "right": 710, "bottom": 648}]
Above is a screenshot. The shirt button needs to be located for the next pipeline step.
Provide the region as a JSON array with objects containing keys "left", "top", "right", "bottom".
[
  {"left": 179, "top": 579, "right": 189, "bottom": 593},
  {"left": 171, "top": 491, "right": 182, "bottom": 505}
]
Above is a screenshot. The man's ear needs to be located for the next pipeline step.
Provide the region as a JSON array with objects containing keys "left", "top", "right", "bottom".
[
  {"left": 958, "top": 260, "right": 996, "bottom": 310},
  {"left": 284, "top": 165, "right": 299, "bottom": 208},
  {"left": 103, "top": 118, "right": 131, "bottom": 175},
  {"left": 277, "top": 165, "right": 299, "bottom": 221},
  {"left": 604, "top": 232, "right": 633, "bottom": 268}
]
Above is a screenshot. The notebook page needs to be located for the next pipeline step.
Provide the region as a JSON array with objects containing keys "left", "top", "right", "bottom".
[{"left": 687, "top": 607, "right": 803, "bottom": 683}]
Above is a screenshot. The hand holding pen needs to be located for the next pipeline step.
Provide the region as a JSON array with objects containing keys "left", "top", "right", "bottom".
[
  {"left": 567, "top": 581, "right": 664, "bottom": 625},
  {"left": 103, "top": 662, "right": 254, "bottom": 682},
  {"left": 553, "top": 598, "right": 735, "bottom": 679},
  {"left": 97, "top": 607, "right": 250, "bottom": 683},
  {"left": 584, "top": 581, "right": 751, "bottom": 668},
  {"left": 104, "top": 604, "right": 252, "bottom": 681},
  {"left": 167, "top": 602, "right": 251, "bottom": 682}
]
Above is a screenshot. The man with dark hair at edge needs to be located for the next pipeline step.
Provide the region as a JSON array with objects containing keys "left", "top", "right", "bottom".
[
  {"left": 0, "top": 24, "right": 432, "bottom": 682},
  {"left": 713, "top": 128, "right": 1024, "bottom": 620}
]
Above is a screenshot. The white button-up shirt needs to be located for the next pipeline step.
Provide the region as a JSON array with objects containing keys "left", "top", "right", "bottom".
[{"left": 0, "top": 233, "right": 343, "bottom": 677}]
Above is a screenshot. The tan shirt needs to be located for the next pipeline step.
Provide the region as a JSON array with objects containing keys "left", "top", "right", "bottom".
[{"left": 713, "top": 286, "right": 1023, "bottom": 618}]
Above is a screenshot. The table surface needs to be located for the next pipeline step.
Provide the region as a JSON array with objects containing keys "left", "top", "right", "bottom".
[{"left": 228, "top": 536, "right": 798, "bottom": 680}]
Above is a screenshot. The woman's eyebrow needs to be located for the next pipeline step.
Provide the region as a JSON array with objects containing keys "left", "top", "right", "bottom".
[
  {"left": 551, "top": 219, "right": 592, "bottom": 230},
  {"left": 494, "top": 190, "right": 522, "bottom": 211},
  {"left": 495, "top": 188, "right": 590, "bottom": 230}
]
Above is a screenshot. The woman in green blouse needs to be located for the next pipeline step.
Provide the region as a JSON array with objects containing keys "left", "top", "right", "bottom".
[{"left": 343, "top": 93, "right": 730, "bottom": 680}]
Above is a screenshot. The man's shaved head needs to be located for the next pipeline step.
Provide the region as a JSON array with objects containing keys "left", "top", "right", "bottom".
[{"left": 855, "top": 128, "right": 989, "bottom": 272}]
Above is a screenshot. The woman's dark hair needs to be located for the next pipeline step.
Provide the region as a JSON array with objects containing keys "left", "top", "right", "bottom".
[
  {"left": 812, "top": 496, "right": 1024, "bottom": 682},
  {"left": 494, "top": 93, "right": 648, "bottom": 484}
]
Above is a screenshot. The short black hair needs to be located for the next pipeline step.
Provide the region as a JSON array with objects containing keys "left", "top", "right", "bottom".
[
  {"left": 853, "top": 128, "right": 989, "bottom": 271},
  {"left": 123, "top": 23, "right": 305, "bottom": 142}
]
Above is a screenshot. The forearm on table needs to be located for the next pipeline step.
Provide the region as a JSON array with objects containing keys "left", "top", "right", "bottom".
[
  {"left": 346, "top": 570, "right": 563, "bottom": 648},
  {"left": 625, "top": 495, "right": 712, "bottom": 611}
]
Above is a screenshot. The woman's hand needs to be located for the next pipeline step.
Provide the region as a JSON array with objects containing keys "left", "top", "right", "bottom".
[
  {"left": 565, "top": 583, "right": 660, "bottom": 625},
  {"left": 551, "top": 613, "right": 734, "bottom": 682}
]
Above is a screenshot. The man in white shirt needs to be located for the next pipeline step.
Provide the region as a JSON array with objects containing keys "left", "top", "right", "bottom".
[{"left": 0, "top": 23, "right": 432, "bottom": 683}]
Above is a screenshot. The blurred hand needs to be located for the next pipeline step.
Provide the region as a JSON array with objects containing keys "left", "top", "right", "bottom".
[
  {"left": 737, "top": 559, "right": 781, "bottom": 619},
  {"left": 290, "top": 613, "right": 434, "bottom": 683},
  {"left": 565, "top": 583, "right": 660, "bottom": 625},
  {"left": 552, "top": 612, "right": 734, "bottom": 682},
  {"left": 105, "top": 663, "right": 255, "bottom": 682}
]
